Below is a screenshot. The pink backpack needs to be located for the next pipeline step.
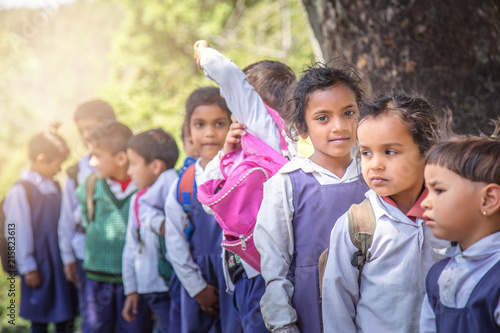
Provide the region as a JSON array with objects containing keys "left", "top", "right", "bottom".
[{"left": 197, "top": 106, "right": 289, "bottom": 271}]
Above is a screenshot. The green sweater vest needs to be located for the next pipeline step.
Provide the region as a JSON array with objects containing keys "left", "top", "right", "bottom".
[{"left": 76, "top": 176, "right": 135, "bottom": 283}]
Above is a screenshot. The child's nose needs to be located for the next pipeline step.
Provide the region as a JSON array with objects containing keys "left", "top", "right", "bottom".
[
  {"left": 421, "top": 195, "right": 431, "bottom": 210},
  {"left": 370, "top": 154, "right": 384, "bottom": 170},
  {"left": 331, "top": 117, "right": 346, "bottom": 133}
]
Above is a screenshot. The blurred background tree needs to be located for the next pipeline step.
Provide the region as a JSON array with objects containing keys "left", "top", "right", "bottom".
[{"left": 302, "top": 0, "right": 500, "bottom": 134}]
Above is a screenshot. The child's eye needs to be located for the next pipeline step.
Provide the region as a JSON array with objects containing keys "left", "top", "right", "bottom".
[
  {"left": 216, "top": 121, "right": 227, "bottom": 127},
  {"left": 360, "top": 150, "right": 372, "bottom": 157},
  {"left": 316, "top": 115, "right": 328, "bottom": 122},
  {"left": 434, "top": 188, "right": 444, "bottom": 194},
  {"left": 344, "top": 110, "right": 357, "bottom": 117},
  {"left": 385, "top": 150, "right": 397, "bottom": 155},
  {"left": 194, "top": 122, "right": 203, "bottom": 128}
]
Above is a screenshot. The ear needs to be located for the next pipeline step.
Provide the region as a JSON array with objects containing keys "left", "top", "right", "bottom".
[
  {"left": 297, "top": 124, "right": 308, "bottom": 140},
  {"left": 481, "top": 183, "right": 500, "bottom": 216},
  {"left": 115, "top": 151, "right": 129, "bottom": 167},
  {"left": 150, "top": 159, "right": 167, "bottom": 176},
  {"left": 35, "top": 153, "right": 47, "bottom": 164}
]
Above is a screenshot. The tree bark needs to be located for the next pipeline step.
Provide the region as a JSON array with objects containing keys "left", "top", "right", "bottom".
[{"left": 302, "top": 0, "right": 500, "bottom": 134}]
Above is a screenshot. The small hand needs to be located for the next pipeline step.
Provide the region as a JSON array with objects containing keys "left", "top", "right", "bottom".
[
  {"left": 24, "top": 270, "right": 42, "bottom": 288},
  {"left": 64, "top": 262, "right": 78, "bottom": 284},
  {"left": 194, "top": 40, "right": 210, "bottom": 69},
  {"left": 194, "top": 284, "right": 220, "bottom": 317},
  {"left": 223, "top": 119, "right": 247, "bottom": 154},
  {"left": 122, "top": 293, "right": 139, "bottom": 322}
]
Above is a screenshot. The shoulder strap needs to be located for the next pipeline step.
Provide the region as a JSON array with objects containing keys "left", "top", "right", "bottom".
[
  {"left": 347, "top": 199, "right": 376, "bottom": 285},
  {"left": 176, "top": 164, "right": 196, "bottom": 214},
  {"left": 66, "top": 162, "right": 80, "bottom": 187},
  {"left": 134, "top": 188, "right": 149, "bottom": 228},
  {"left": 85, "top": 173, "right": 98, "bottom": 223},
  {"left": 265, "top": 105, "right": 288, "bottom": 153},
  {"left": 176, "top": 164, "right": 196, "bottom": 241}
]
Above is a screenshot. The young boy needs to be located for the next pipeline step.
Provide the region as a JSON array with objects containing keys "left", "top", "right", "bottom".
[
  {"left": 58, "top": 99, "right": 116, "bottom": 328},
  {"left": 122, "top": 128, "right": 179, "bottom": 332},
  {"left": 76, "top": 120, "right": 151, "bottom": 333}
]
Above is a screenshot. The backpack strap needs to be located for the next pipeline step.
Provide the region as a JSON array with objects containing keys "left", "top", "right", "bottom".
[
  {"left": 265, "top": 105, "right": 288, "bottom": 153},
  {"left": 347, "top": 199, "right": 376, "bottom": 286},
  {"left": 176, "top": 164, "right": 196, "bottom": 240},
  {"left": 134, "top": 188, "right": 149, "bottom": 228},
  {"left": 85, "top": 173, "right": 98, "bottom": 223},
  {"left": 66, "top": 162, "right": 80, "bottom": 187}
]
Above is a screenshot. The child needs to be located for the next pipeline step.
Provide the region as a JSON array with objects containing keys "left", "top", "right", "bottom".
[
  {"left": 322, "top": 95, "right": 450, "bottom": 333},
  {"left": 254, "top": 64, "right": 368, "bottom": 332},
  {"left": 4, "top": 127, "right": 78, "bottom": 332},
  {"left": 194, "top": 40, "right": 296, "bottom": 333},
  {"left": 164, "top": 86, "right": 242, "bottom": 333},
  {"left": 122, "top": 128, "right": 179, "bottom": 332},
  {"left": 76, "top": 120, "right": 152, "bottom": 333},
  {"left": 419, "top": 134, "right": 500, "bottom": 333},
  {"left": 58, "top": 99, "right": 116, "bottom": 328}
]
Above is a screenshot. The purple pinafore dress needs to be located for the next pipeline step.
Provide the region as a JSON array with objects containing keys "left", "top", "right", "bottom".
[
  {"left": 288, "top": 170, "right": 367, "bottom": 332},
  {"left": 20, "top": 181, "right": 78, "bottom": 323},
  {"left": 180, "top": 193, "right": 243, "bottom": 333}
]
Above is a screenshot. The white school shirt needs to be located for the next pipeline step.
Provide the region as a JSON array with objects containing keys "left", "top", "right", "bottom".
[
  {"left": 253, "top": 156, "right": 361, "bottom": 333},
  {"left": 122, "top": 192, "right": 169, "bottom": 295},
  {"left": 164, "top": 158, "right": 209, "bottom": 298},
  {"left": 139, "top": 169, "right": 178, "bottom": 237},
  {"left": 58, "top": 155, "right": 95, "bottom": 264},
  {"left": 419, "top": 232, "right": 500, "bottom": 333},
  {"left": 322, "top": 189, "right": 450, "bottom": 333},
  {"left": 3, "top": 170, "right": 61, "bottom": 275},
  {"left": 199, "top": 46, "right": 297, "bottom": 292}
]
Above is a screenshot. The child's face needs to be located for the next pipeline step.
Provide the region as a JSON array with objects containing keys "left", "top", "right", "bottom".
[
  {"left": 127, "top": 149, "right": 158, "bottom": 190},
  {"left": 189, "top": 103, "right": 230, "bottom": 168},
  {"left": 89, "top": 145, "right": 127, "bottom": 179},
  {"left": 358, "top": 112, "right": 425, "bottom": 208},
  {"left": 76, "top": 117, "right": 102, "bottom": 147},
  {"left": 302, "top": 84, "right": 359, "bottom": 171},
  {"left": 35, "top": 154, "right": 66, "bottom": 179},
  {"left": 422, "top": 164, "right": 486, "bottom": 249}
]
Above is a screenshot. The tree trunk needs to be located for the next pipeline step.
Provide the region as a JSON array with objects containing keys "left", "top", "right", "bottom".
[{"left": 302, "top": 0, "right": 500, "bottom": 134}]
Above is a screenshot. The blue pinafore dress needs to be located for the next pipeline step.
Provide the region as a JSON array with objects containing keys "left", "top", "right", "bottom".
[{"left": 20, "top": 181, "right": 78, "bottom": 323}]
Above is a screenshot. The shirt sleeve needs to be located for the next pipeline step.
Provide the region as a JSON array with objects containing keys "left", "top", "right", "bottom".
[
  {"left": 419, "top": 294, "right": 437, "bottom": 333},
  {"left": 4, "top": 183, "right": 37, "bottom": 275},
  {"left": 164, "top": 179, "right": 207, "bottom": 297},
  {"left": 122, "top": 195, "right": 139, "bottom": 295},
  {"left": 322, "top": 213, "right": 359, "bottom": 333},
  {"left": 58, "top": 176, "right": 77, "bottom": 265},
  {"left": 254, "top": 173, "right": 298, "bottom": 332},
  {"left": 200, "top": 47, "right": 281, "bottom": 152}
]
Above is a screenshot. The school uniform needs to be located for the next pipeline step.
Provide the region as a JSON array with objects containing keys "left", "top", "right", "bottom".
[
  {"left": 124, "top": 168, "right": 179, "bottom": 332},
  {"left": 4, "top": 170, "right": 78, "bottom": 325},
  {"left": 254, "top": 157, "right": 366, "bottom": 333},
  {"left": 420, "top": 232, "right": 500, "bottom": 333},
  {"left": 58, "top": 154, "right": 94, "bottom": 328},
  {"left": 77, "top": 177, "right": 152, "bottom": 333},
  {"left": 322, "top": 189, "right": 450, "bottom": 333},
  {"left": 200, "top": 46, "right": 295, "bottom": 332},
  {"left": 165, "top": 159, "right": 243, "bottom": 333}
]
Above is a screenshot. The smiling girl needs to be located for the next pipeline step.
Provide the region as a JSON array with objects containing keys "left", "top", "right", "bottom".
[
  {"left": 322, "top": 94, "right": 450, "bottom": 333},
  {"left": 254, "top": 64, "right": 368, "bottom": 333}
]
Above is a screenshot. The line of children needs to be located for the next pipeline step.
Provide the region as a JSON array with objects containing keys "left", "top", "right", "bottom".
[
  {"left": 322, "top": 95, "right": 450, "bottom": 332},
  {"left": 164, "top": 86, "right": 243, "bottom": 333},
  {"left": 76, "top": 120, "right": 152, "bottom": 332},
  {"left": 122, "top": 128, "right": 179, "bottom": 332},
  {"left": 420, "top": 135, "right": 500, "bottom": 332},
  {"left": 58, "top": 99, "right": 116, "bottom": 330},
  {"left": 4, "top": 127, "right": 78, "bottom": 333},
  {"left": 194, "top": 40, "right": 296, "bottom": 333},
  {"left": 254, "top": 63, "right": 368, "bottom": 332}
]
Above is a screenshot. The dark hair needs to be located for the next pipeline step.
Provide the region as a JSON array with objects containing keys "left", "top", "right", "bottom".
[
  {"left": 88, "top": 120, "right": 133, "bottom": 155},
  {"left": 426, "top": 136, "right": 500, "bottom": 185},
  {"left": 29, "top": 127, "right": 70, "bottom": 162},
  {"left": 128, "top": 128, "right": 179, "bottom": 169},
  {"left": 283, "top": 63, "right": 365, "bottom": 138},
  {"left": 74, "top": 99, "right": 116, "bottom": 122},
  {"left": 243, "top": 60, "right": 296, "bottom": 114},
  {"left": 358, "top": 94, "right": 441, "bottom": 156},
  {"left": 184, "top": 87, "right": 231, "bottom": 131}
]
